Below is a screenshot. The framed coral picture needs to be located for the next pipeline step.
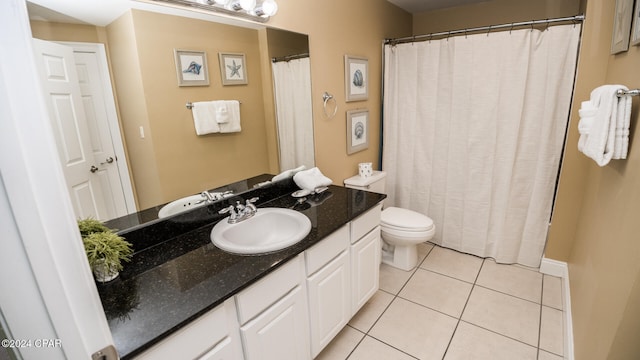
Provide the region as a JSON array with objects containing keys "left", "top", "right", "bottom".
[
  {"left": 219, "top": 52, "right": 248, "bottom": 85},
  {"left": 631, "top": 0, "right": 640, "bottom": 46},
  {"left": 344, "top": 55, "right": 368, "bottom": 102},
  {"left": 347, "top": 109, "right": 369, "bottom": 154},
  {"left": 174, "top": 49, "right": 209, "bottom": 86},
  {"left": 611, "top": 0, "right": 635, "bottom": 54}
]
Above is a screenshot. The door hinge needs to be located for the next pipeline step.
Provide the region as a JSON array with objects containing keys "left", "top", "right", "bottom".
[{"left": 92, "top": 345, "right": 119, "bottom": 360}]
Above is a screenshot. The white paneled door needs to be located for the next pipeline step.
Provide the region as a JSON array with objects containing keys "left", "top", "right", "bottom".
[{"left": 32, "top": 39, "right": 132, "bottom": 221}]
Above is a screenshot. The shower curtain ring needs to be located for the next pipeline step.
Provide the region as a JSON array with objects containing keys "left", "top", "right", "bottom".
[
  {"left": 509, "top": 23, "right": 514, "bottom": 34},
  {"left": 487, "top": 25, "right": 492, "bottom": 36}
]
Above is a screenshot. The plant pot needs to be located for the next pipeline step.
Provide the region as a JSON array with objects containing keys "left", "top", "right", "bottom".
[{"left": 93, "top": 260, "right": 119, "bottom": 283}]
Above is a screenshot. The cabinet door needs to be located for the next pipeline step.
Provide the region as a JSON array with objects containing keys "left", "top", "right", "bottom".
[
  {"left": 241, "top": 285, "right": 310, "bottom": 360},
  {"left": 307, "top": 250, "right": 350, "bottom": 358},
  {"left": 351, "top": 226, "right": 381, "bottom": 315}
]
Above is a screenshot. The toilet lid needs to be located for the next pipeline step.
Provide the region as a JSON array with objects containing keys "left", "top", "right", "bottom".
[{"left": 381, "top": 207, "right": 434, "bottom": 231}]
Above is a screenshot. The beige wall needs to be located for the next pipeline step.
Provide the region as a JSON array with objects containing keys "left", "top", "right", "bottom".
[
  {"left": 413, "top": 0, "right": 580, "bottom": 34},
  {"left": 107, "top": 10, "right": 274, "bottom": 209},
  {"left": 547, "top": 0, "right": 640, "bottom": 358},
  {"left": 268, "top": 0, "right": 412, "bottom": 183}
]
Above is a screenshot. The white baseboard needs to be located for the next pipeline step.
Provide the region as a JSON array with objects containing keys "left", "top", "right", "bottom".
[{"left": 540, "top": 257, "right": 573, "bottom": 360}]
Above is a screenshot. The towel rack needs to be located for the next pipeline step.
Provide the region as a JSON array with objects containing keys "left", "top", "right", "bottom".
[
  {"left": 617, "top": 89, "right": 640, "bottom": 97},
  {"left": 186, "top": 101, "right": 241, "bottom": 110}
]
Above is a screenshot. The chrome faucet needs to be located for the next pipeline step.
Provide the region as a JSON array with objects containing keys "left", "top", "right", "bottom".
[
  {"left": 219, "top": 197, "right": 259, "bottom": 224},
  {"left": 198, "top": 190, "right": 233, "bottom": 204}
]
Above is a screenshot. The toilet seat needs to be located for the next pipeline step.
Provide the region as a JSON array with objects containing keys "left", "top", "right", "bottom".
[{"left": 381, "top": 207, "right": 434, "bottom": 232}]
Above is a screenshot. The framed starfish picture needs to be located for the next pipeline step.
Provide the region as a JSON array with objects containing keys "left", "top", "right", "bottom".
[
  {"left": 174, "top": 49, "right": 209, "bottom": 87},
  {"left": 219, "top": 52, "right": 248, "bottom": 85}
]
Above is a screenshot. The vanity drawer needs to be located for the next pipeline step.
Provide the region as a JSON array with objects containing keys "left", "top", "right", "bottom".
[
  {"left": 350, "top": 203, "right": 382, "bottom": 243},
  {"left": 135, "top": 298, "right": 237, "bottom": 360},
  {"left": 305, "top": 225, "right": 349, "bottom": 276},
  {"left": 235, "top": 254, "right": 304, "bottom": 324}
]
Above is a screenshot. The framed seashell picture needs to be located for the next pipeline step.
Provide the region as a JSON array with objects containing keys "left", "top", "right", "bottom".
[
  {"left": 345, "top": 55, "right": 368, "bottom": 102},
  {"left": 174, "top": 49, "right": 209, "bottom": 87},
  {"left": 346, "top": 109, "right": 369, "bottom": 154}
]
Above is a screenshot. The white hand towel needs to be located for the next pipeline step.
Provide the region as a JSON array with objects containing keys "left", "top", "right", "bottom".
[
  {"left": 293, "top": 167, "right": 332, "bottom": 192},
  {"left": 272, "top": 165, "right": 306, "bottom": 182},
  {"left": 577, "top": 101, "right": 597, "bottom": 153},
  {"left": 613, "top": 93, "right": 632, "bottom": 159},
  {"left": 213, "top": 101, "right": 230, "bottom": 124},
  {"left": 191, "top": 101, "right": 220, "bottom": 135},
  {"left": 219, "top": 100, "right": 241, "bottom": 133},
  {"left": 578, "top": 85, "right": 628, "bottom": 166}
]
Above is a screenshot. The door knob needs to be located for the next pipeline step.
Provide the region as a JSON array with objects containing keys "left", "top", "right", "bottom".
[
  {"left": 100, "top": 156, "right": 114, "bottom": 165},
  {"left": 90, "top": 165, "right": 99, "bottom": 173}
]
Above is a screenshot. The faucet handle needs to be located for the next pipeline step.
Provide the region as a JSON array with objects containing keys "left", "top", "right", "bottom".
[
  {"left": 245, "top": 197, "right": 259, "bottom": 212},
  {"left": 219, "top": 205, "right": 237, "bottom": 216}
]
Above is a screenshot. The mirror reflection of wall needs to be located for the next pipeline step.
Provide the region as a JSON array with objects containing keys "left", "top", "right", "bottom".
[{"left": 28, "top": 2, "right": 314, "bottom": 224}]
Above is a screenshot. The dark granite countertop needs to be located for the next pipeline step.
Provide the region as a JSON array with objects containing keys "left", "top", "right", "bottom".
[{"left": 97, "top": 182, "right": 385, "bottom": 359}]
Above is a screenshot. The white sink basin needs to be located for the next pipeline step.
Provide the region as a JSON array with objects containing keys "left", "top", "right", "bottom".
[
  {"left": 211, "top": 208, "right": 312, "bottom": 254},
  {"left": 158, "top": 194, "right": 207, "bottom": 218}
]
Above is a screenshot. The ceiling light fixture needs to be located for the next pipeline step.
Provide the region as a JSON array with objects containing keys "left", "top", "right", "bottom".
[
  {"left": 151, "top": 0, "right": 278, "bottom": 23},
  {"left": 253, "top": 0, "right": 278, "bottom": 17}
]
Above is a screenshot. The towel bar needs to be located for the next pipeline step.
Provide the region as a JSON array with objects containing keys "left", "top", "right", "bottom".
[
  {"left": 616, "top": 89, "right": 640, "bottom": 97},
  {"left": 186, "top": 101, "right": 242, "bottom": 110}
]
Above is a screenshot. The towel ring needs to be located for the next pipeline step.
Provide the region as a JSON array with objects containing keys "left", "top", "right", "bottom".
[{"left": 322, "top": 92, "right": 338, "bottom": 119}]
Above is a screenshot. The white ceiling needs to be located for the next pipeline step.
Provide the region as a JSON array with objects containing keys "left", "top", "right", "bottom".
[{"left": 386, "top": 0, "right": 489, "bottom": 13}]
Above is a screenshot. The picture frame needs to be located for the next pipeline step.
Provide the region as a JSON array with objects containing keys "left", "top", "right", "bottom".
[
  {"left": 174, "top": 49, "right": 209, "bottom": 87},
  {"left": 346, "top": 109, "right": 369, "bottom": 155},
  {"left": 219, "top": 52, "right": 248, "bottom": 85},
  {"left": 344, "top": 55, "right": 368, "bottom": 102},
  {"left": 611, "top": 0, "right": 635, "bottom": 54},
  {"left": 631, "top": 0, "right": 640, "bottom": 46}
]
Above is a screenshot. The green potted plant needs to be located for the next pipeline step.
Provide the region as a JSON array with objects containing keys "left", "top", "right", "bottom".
[{"left": 78, "top": 218, "right": 133, "bottom": 282}]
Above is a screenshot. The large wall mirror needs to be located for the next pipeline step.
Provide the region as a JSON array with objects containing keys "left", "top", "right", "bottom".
[{"left": 27, "top": 0, "right": 315, "bottom": 229}]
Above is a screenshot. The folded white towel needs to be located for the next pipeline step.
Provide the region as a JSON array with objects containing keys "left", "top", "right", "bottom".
[
  {"left": 293, "top": 167, "right": 332, "bottom": 192},
  {"left": 272, "top": 165, "right": 306, "bottom": 182},
  {"left": 191, "top": 101, "right": 221, "bottom": 135},
  {"left": 212, "top": 101, "right": 230, "bottom": 124},
  {"left": 219, "top": 100, "right": 241, "bottom": 133},
  {"left": 578, "top": 85, "right": 630, "bottom": 166},
  {"left": 613, "top": 93, "right": 632, "bottom": 159}
]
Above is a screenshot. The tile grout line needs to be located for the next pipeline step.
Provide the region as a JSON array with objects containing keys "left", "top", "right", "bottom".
[
  {"left": 347, "top": 244, "right": 435, "bottom": 359},
  {"left": 537, "top": 275, "right": 545, "bottom": 360},
  {"left": 441, "top": 257, "right": 487, "bottom": 359}
]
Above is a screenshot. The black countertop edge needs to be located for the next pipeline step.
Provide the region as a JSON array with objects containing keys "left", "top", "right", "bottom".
[{"left": 97, "top": 185, "right": 385, "bottom": 359}]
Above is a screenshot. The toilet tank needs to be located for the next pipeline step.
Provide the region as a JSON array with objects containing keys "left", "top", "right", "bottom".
[{"left": 343, "top": 171, "right": 387, "bottom": 194}]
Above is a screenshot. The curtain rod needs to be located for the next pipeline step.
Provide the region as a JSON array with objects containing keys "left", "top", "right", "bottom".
[
  {"left": 385, "top": 14, "right": 585, "bottom": 45},
  {"left": 272, "top": 53, "right": 310, "bottom": 63}
]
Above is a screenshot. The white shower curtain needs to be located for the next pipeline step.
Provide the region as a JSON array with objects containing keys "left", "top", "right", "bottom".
[
  {"left": 382, "top": 24, "right": 580, "bottom": 267},
  {"left": 272, "top": 57, "right": 314, "bottom": 170}
]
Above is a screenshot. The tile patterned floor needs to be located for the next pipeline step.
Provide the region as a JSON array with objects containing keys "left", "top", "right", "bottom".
[{"left": 316, "top": 243, "right": 565, "bottom": 360}]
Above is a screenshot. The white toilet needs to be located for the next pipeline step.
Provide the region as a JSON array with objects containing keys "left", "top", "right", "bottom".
[{"left": 344, "top": 171, "right": 435, "bottom": 271}]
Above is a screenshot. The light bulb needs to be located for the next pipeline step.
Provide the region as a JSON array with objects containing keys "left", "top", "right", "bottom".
[
  {"left": 255, "top": 0, "right": 278, "bottom": 16},
  {"left": 238, "top": 0, "right": 256, "bottom": 11}
]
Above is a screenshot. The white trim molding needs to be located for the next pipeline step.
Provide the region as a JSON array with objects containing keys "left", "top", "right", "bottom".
[{"left": 540, "top": 256, "right": 574, "bottom": 360}]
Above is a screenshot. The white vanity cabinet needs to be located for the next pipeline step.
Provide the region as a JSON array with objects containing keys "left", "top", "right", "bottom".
[
  {"left": 134, "top": 298, "right": 243, "bottom": 360},
  {"left": 131, "top": 202, "right": 383, "bottom": 360},
  {"left": 305, "top": 225, "right": 351, "bottom": 358},
  {"left": 236, "top": 254, "right": 311, "bottom": 360},
  {"left": 350, "top": 204, "right": 382, "bottom": 315}
]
